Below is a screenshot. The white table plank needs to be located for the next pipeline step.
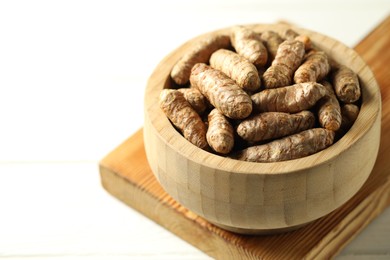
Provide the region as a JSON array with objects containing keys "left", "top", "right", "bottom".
[{"left": 0, "top": 163, "right": 210, "bottom": 259}]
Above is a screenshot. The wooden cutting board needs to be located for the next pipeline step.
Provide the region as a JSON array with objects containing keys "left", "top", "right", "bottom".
[{"left": 99, "top": 16, "right": 390, "bottom": 259}]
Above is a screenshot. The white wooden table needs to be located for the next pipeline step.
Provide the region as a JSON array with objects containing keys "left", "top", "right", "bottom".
[{"left": 1, "top": 1, "right": 389, "bottom": 259}]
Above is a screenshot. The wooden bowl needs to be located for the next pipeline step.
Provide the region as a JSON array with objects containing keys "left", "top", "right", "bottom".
[{"left": 143, "top": 24, "right": 381, "bottom": 234}]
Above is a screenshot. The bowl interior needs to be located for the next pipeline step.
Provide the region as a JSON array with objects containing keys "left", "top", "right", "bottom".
[{"left": 145, "top": 23, "right": 381, "bottom": 175}]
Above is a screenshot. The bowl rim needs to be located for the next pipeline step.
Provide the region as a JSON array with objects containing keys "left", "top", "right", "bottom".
[{"left": 144, "top": 23, "right": 381, "bottom": 175}]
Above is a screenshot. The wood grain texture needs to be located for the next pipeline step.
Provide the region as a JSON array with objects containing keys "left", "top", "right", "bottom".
[{"left": 100, "top": 16, "right": 390, "bottom": 259}]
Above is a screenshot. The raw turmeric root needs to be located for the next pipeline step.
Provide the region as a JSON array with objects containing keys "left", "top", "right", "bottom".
[
  {"left": 260, "top": 30, "right": 284, "bottom": 62},
  {"left": 237, "top": 111, "right": 315, "bottom": 142},
  {"left": 170, "top": 34, "right": 231, "bottom": 85},
  {"left": 262, "top": 40, "right": 305, "bottom": 88},
  {"left": 178, "top": 87, "right": 208, "bottom": 115},
  {"left": 206, "top": 108, "right": 235, "bottom": 154},
  {"left": 317, "top": 81, "right": 342, "bottom": 131},
  {"left": 283, "top": 28, "right": 299, "bottom": 40},
  {"left": 251, "top": 82, "right": 327, "bottom": 113},
  {"left": 332, "top": 65, "right": 361, "bottom": 103},
  {"left": 295, "top": 35, "right": 312, "bottom": 51},
  {"left": 162, "top": 24, "right": 362, "bottom": 160},
  {"left": 159, "top": 89, "right": 208, "bottom": 149},
  {"left": 233, "top": 128, "right": 335, "bottom": 162},
  {"left": 294, "top": 50, "right": 330, "bottom": 83},
  {"left": 283, "top": 29, "right": 312, "bottom": 51},
  {"left": 338, "top": 103, "right": 360, "bottom": 135},
  {"left": 190, "top": 63, "right": 252, "bottom": 119},
  {"left": 210, "top": 49, "right": 261, "bottom": 92},
  {"left": 230, "top": 26, "right": 268, "bottom": 67}
]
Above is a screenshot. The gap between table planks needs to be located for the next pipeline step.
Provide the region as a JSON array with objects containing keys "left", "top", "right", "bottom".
[{"left": 99, "top": 16, "right": 390, "bottom": 259}]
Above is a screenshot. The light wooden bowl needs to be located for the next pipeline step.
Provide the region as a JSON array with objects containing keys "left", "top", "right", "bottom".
[{"left": 143, "top": 24, "right": 381, "bottom": 234}]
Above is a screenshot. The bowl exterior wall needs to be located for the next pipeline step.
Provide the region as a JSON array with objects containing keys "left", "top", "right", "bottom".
[{"left": 144, "top": 108, "right": 380, "bottom": 231}]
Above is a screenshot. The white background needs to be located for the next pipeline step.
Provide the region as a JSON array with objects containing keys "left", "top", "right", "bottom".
[{"left": 0, "top": 0, "right": 389, "bottom": 259}]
